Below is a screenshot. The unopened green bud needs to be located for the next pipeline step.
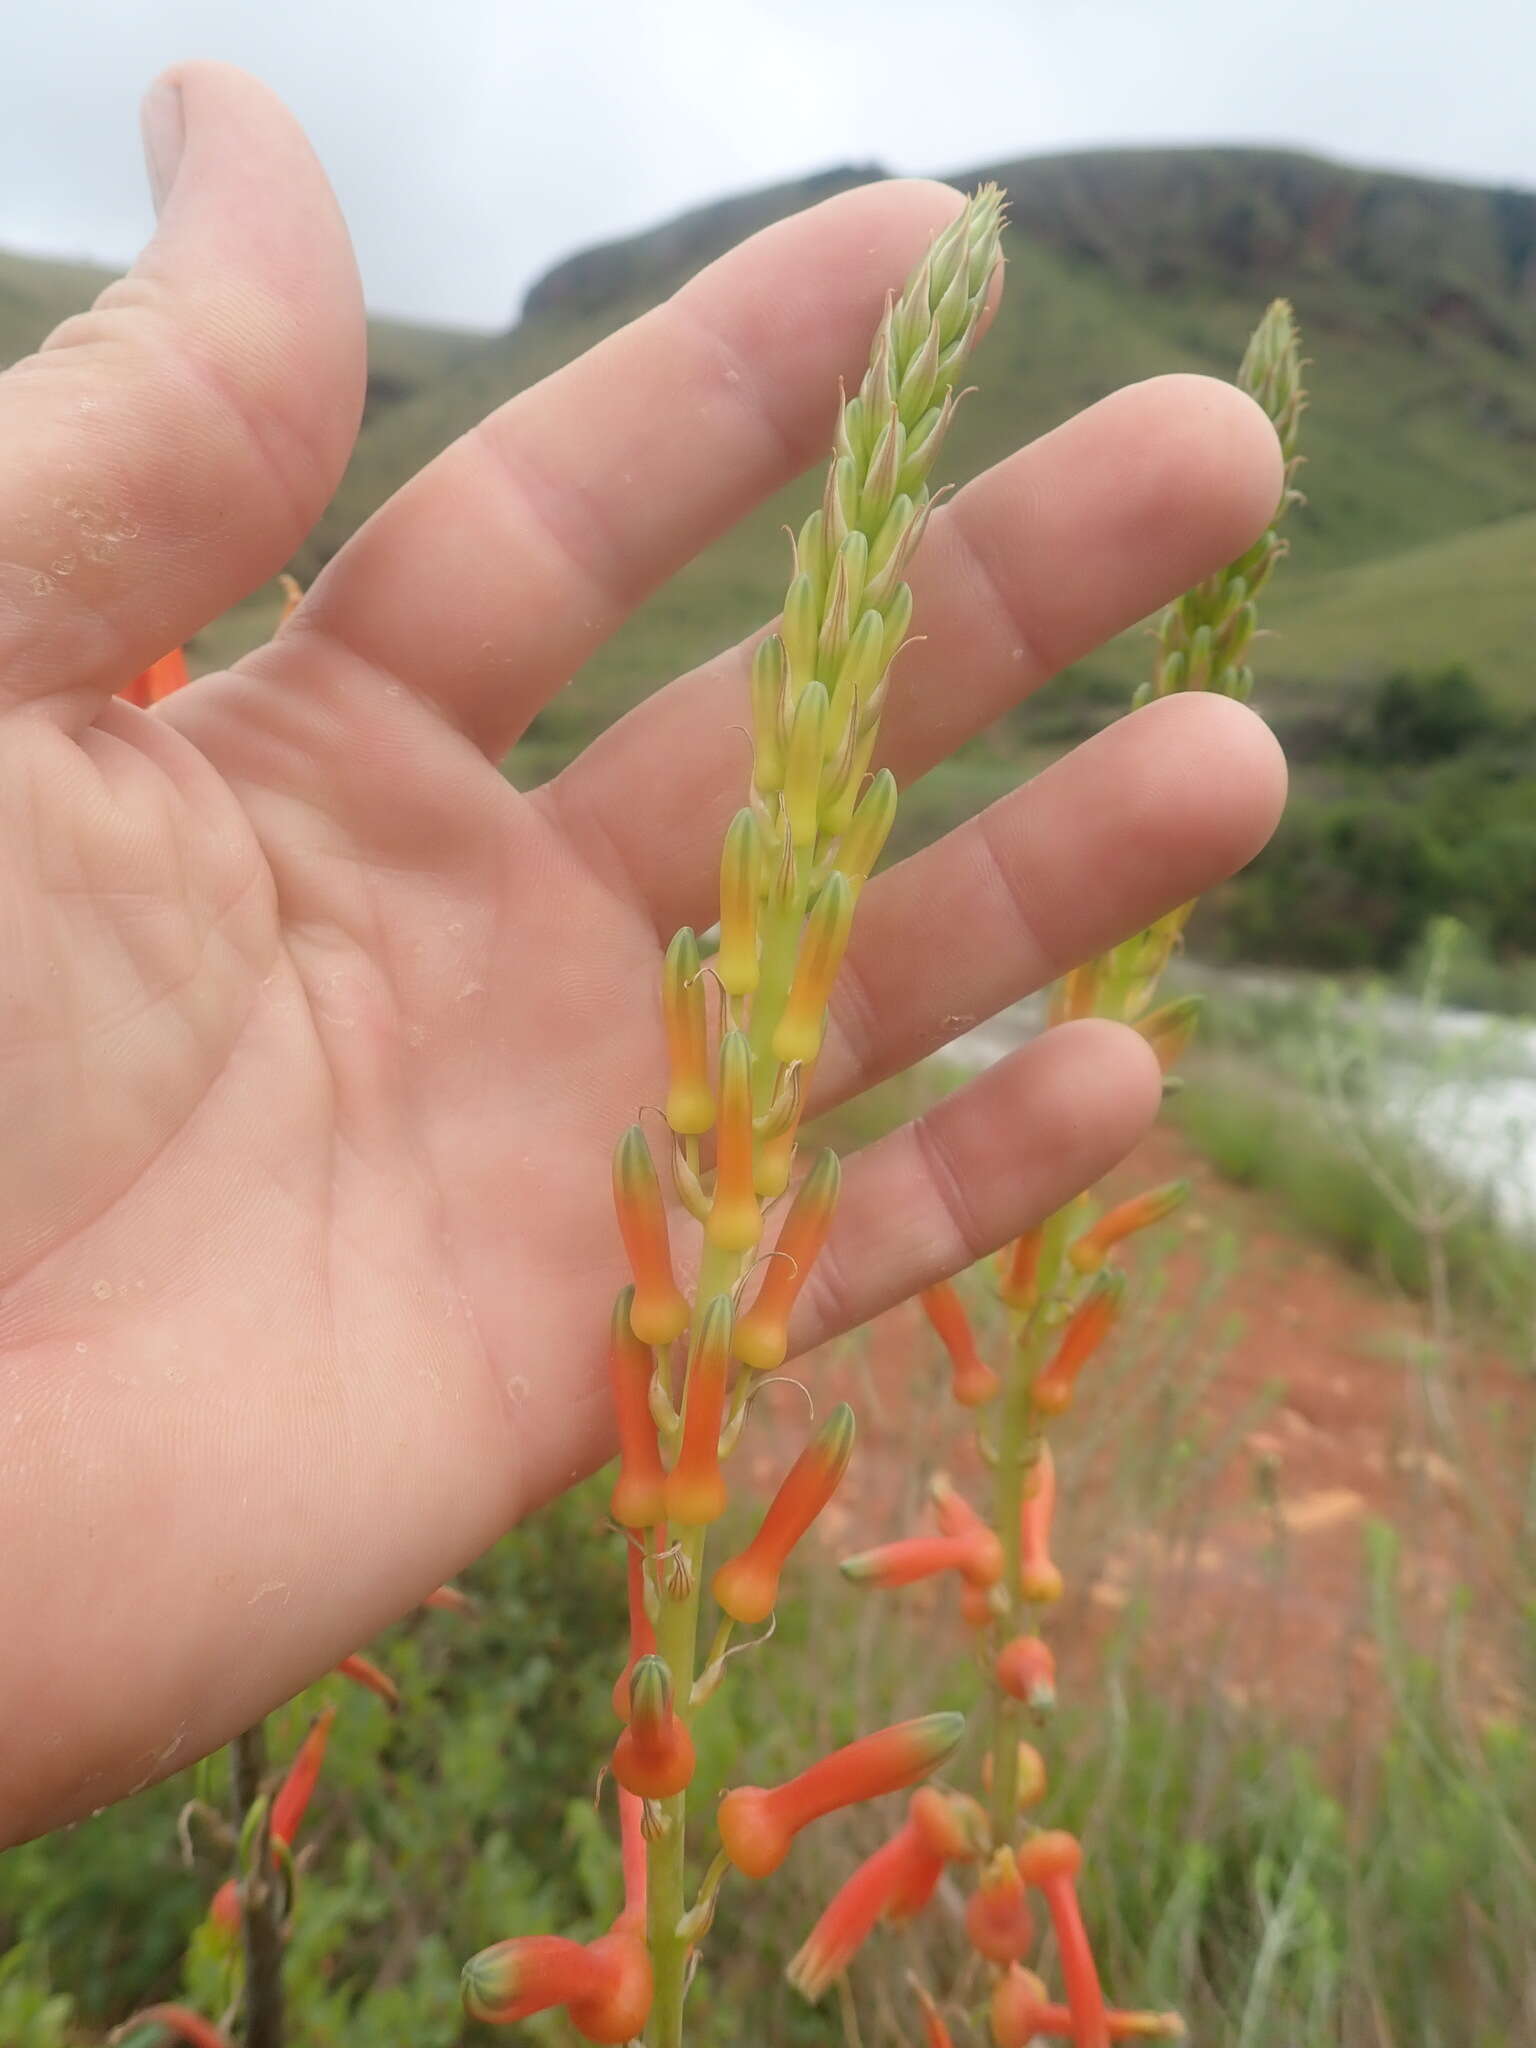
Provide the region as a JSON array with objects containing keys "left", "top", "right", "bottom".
[
  {"left": 782, "top": 573, "right": 819, "bottom": 697},
  {"left": 832, "top": 769, "right": 898, "bottom": 890},
  {"left": 750, "top": 636, "right": 788, "bottom": 791},
  {"left": 785, "top": 681, "right": 829, "bottom": 849}
]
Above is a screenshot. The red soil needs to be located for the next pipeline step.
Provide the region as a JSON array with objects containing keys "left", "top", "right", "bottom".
[{"left": 749, "top": 1123, "right": 1533, "bottom": 1738}]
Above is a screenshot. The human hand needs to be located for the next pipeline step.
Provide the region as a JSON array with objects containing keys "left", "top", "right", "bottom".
[{"left": 0, "top": 63, "right": 1284, "bottom": 1841}]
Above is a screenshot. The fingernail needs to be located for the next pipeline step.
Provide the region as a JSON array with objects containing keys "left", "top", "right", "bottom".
[{"left": 141, "top": 79, "right": 186, "bottom": 214}]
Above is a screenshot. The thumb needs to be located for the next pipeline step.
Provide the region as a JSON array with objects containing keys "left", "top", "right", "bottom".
[{"left": 0, "top": 61, "right": 365, "bottom": 727}]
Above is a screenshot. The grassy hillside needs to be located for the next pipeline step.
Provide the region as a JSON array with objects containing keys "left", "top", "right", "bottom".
[{"left": 3, "top": 146, "right": 1534, "bottom": 972}]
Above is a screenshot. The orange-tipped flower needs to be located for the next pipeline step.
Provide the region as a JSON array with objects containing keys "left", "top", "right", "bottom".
[
  {"left": 714, "top": 1403, "right": 855, "bottom": 1623},
  {"left": 907, "top": 1785, "right": 989, "bottom": 1864},
  {"left": 999, "top": 1227, "right": 1043, "bottom": 1312},
  {"left": 462, "top": 1930, "right": 653, "bottom": 2042},
  {"left": 717, "top": 810, "right": 761, "bottom": 996},
  {"left": 911, "top": 1979, "right": 958, "bottom": 2048},
  {"left": 613, "top": 1126, "right": 689, "bottom": 1347},
  {"left": 611, "top": 1656, "right": 695, "bottom": 1800},
  {"left": 965, "top": 1847, "right": 1036, "bottom": 1965},
  {"left": 992, "top": 1972, "right": 1186, "bottom": 2043},
  {"left": 787, "top": 1818, "right": 945, "bottom": 2002},
  {"left": 111, "top": 2007, "right": 235, "bottom": 2048},
  {"left": 335, "top": 1653, "right": 400, "bottom": 1709},
  {"left": 1020, "top": 1444, "right": 1063, "bottom": 1604},
  {"left": 1134, "top": 994, "right": 1202, "bottom": 1074},
  {"left": 663, "top": 1296, "right": 733, "bottom": 1525},
  {"left": 929, "top": 1471, "right": 991, "bottom": 1546},
  {"left": 613, "top": 1540, "right": 658, "bottom": 1720},
  {"left": 919, "top": 1280, "right": 1000, "bottom": 1407},
  {"left": 1069, "top": 1181, "right": 1189, "bottom": 1273},
  {"left": 996, "top": 1635, "right": 1056, "bottom": 1710},
  {"left": 718, "top": 1713, "right": 964, "bottom": 1878},
  {"left": 733, "top": 1149, "right": 840, "bottom": 1370},
  {"left": 271, "top": 1704, "right": 337, "bottom": 1845},
  {"left": 705, "top": 1031, "right": 762, "bottom": 1253},
  {"left": 1034, "top": 1271, "right": 1125, "bottom": 1417},
  {"left": 607, "top": 1288, "right": 668, "bottom": 1529},
  {"left": 772, "top": 874, "right": 854, "bottom": 1066},
  {"left": 842, "top": 1530, "right": 1004, "bottom": 1591},
  {"left": 424, "top": 1582, "right": 478, "bottom": 1616},
  {"left": 1016, "top": 1833, "right": 1109, "bottom": 2048},
  {"left": 662, "top": 928, "right": 714, "bottom": 1136},
  {"left": 117, "top": 647, "right": 190, "bottom": 708}
]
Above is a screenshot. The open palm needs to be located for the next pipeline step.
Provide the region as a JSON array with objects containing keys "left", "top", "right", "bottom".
[{"left": 0, "top": 65, "right": 1285, "bottom": 1842}]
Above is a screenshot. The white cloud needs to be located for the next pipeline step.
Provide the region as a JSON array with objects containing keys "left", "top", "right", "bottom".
[{"left": 3, "top": 0, "right": 1533, "bottom": 330}]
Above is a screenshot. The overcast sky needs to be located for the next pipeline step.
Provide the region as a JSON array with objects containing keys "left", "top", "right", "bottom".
[{"left": 8, "top": 0, "right": 1536, "bottom": 333}]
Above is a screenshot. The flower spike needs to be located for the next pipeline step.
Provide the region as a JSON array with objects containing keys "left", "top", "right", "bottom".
[
  {"left": 714, "top": 1403, "right": 854, "bottom": 1623},
  {"left": 718, "top": 1713, "right": 964, "bottom": 1878}
]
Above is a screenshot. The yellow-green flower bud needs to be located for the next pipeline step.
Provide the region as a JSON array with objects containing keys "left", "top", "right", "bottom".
[
  {"left": 773, "top": 875, "right": 855, "bottom": 1067},
  {"left": 782, "top": 572, "right": 819, "bottom": 697},
  {"left": 832, "top": 769, "right": 898, "bottom": 891},
  {"left": 717, "top": 810, "right": 761, "bottom": 997},
  {"left": 784, "top": 680, "right": 829, "bottom": 850},
  {"left": 750, "top": 635, "right": 788, "bottom": 791},
  {"left": 662, "top": 927, "right": 713, "bottom": 1135},
  {"left": 706, "top": 1031, "right": 762, "bottom": 1254}
]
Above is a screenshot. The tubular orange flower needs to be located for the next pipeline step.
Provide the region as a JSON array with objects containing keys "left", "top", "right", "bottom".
[
  {"left": 111, "top": 2007, "right": 234, "bottom": 2048},
  {"left": 1133, "top": 993, "right": 1202, "bottom": 1074},
  {"left": 1016, "top": 1833, "right": 1109, "bottom": 2048},
  {"left": 717, "top": 810, "right": 761, "bottom": 996},
  {"left": 787, "top": 1817, "right": 945, "bottom": 2001},
  {"left": 841, "top": 1530, "right": 1003, "bottom": 1591},
  {"left": 713, "top": 1402, "right": 855, "bottom": 1623},
  {"left": 663, "top": 1296, "right": 733, "bottom": 1526},
  {"left": 999, "top": 1226, "right": 1043, "bottom": 1312},
  {"left": 717, "top": 1712, "right": 964, "bottom": 1878},
  {"left": 424, "top": 1582, "right": 478, "bottom": 1616},
  {"left": 271, "top": 1704, "right": 338, "bottom": 1845},
  {"left": 117, "top": 647, "right": 189, "bottom": 707},
  {"left": 335, "top": 1653, "right": 400, "bottom": 1709},
  {"left": 732, "top": 1149, "right": 840, "bottom": 1369},
  {"left": 992, "top": 1971, "right": 1186, "bottom": 2043},
  {"left": 1069, "top": 1181, "right": 1189, "bottom": 1273},
  {"left": 961, "top": 1581, "right": 1001, "bottom": 1628},
  {"left": 662, "top": 929, "right": 714, "bottom": 1136},
  {"left": 612, "top": 1539, "right": 658, "bottom": 1720},
  {"left": 907, "top": 1785, "right": 988, "bottom": 1863},
  {"left": 995, "top": 1635, "right": 1056, "bottom": 1709},
  {"left": 607, "top": 1288, "right": 668, "bottom": 1529},
  {"left": 1033, "top": 1271, "right": 1126, "bottom": 1417},
  {"left": 919, "top": 1279, "right": 1000, "bottom": 1407},
  {"left": 911, "top": 1978, "right": 958, "bottom": 2048},
  {"left": 1020, "top": 1443, "right": 1063, "bottom": 1604},
  {"left": 930, "top": 1471, "right": 991, "bottom": 1545},
  {"left": 772, "top": 873, "right": 855, "bottom": 1066},
  {"left": 611, "top": 1656, "right": 696, "bottom": 1800},
  {"left": 462, "top": 1930, "right": 653, "bottom": 2042},
  {"left": 613, "top": 1126, "right": 689, "bottom": 1347},
  {"left": 705, "top": 1031, "right": 762, "bottom": 1252},
  {"left": 965, "top": 1846, "right": 1036, "bottom": 1965}
]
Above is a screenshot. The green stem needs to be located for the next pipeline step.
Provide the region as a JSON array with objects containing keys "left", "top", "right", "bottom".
[{"left": 647, "top": 1237, "right": 740, "bottom": 2048}]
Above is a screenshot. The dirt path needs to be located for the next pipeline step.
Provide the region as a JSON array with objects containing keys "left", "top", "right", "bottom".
[{"left": 748, "top": 1118, "right": 1533, "bottom": 1737}]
